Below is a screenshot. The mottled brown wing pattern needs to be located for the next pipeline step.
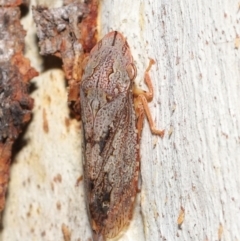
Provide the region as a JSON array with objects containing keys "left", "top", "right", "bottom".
[
  {"left": 80, "top": 32, "right": 139, "bottom": 240},
  {"left": 86, "top": 94, "right": 138, "bottom": 238},
  {"left": 80, "top": 31, "right": 164, "bottom": 241}
]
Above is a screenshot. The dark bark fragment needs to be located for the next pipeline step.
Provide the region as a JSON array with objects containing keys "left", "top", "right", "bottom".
[
  {"left": 0, "top": 4, "right": 38, "bottom": 212},
  {"left": 32, "top": 0, "right": 98, "bottom": 113}
]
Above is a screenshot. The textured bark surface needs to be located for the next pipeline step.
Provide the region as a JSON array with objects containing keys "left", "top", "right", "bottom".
[
  {"left": 0, "top": 4, "right": 38, "bottom": 212},
  {"left": 1, "top": 0, "right": 240, "bottom": 241},
  {"left": 33, "top": 0, "right": 98, "bottom": 113},
  {"left": 99, "top": 1, "right": 240, "bottom": 240}
]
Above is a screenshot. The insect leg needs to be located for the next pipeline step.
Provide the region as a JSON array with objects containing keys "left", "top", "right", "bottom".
[
  {"left": 136, "top": 94, "right": 164, "bottom": 137},
  {"left": 133, "top": 60, "right": 164, "bottom": 138}
]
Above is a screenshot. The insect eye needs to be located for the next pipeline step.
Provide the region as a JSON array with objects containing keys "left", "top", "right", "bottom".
[{"left": 126, "top": 63, "right": 137, "bottom": 81}]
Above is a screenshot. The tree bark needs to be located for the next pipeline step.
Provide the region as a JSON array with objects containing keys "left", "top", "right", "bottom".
[
  {"left": 1, "top": 0, "right": 240, "bottom": 241},
  {"left": 0, "top": 0, "right": 38, "bottom": 215}
]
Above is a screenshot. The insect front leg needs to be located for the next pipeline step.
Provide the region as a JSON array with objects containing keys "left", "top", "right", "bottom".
[{"left": 133, "top": 60, "right": 165, "bottom": 138}]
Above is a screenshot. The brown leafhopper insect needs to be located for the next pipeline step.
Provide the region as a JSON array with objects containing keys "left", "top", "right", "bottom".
[{"left": 80, "top": 31, "right": 164, "bottom": 241}]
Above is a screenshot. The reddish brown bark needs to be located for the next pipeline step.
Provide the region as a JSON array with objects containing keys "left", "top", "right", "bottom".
[
  {"left": 0, "top": 4, "right": 38, "bottom": 211},
  {"left": 33, "top": 0, "right": 98, "bottom": 114}
]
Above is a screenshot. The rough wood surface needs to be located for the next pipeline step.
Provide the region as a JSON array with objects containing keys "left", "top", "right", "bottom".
[
  {"left": 32, "top": 0, "right": 98, "bottom": 114},
  {"left": 100, "top": 1, "right": 240, "bottom": 241},
  {"left": 0, "top": 0, "right": 240, "bottom": 241},
  {"left": 0, "top": 2, "right": 38, "bottom": 213}
]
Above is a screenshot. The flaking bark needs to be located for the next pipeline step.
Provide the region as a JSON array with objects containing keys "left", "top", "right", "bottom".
[
  {"left": 32, "top": 0, "right": 98, "bottom": 114},
  {"left": 0, "top": 3, "right": 38, "bottom": 212}
]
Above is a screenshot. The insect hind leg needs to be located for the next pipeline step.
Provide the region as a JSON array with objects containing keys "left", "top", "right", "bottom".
[{"left": 133, "top": 59, "right": 164, "bottom": 138}]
